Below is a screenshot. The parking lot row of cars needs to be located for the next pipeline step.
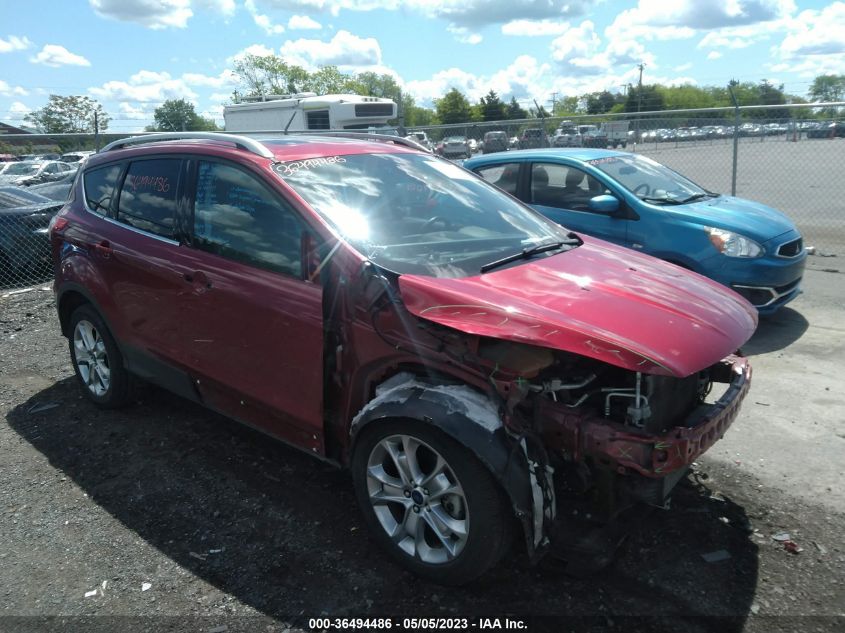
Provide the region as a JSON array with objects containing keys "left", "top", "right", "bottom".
[{"left": 408, "top": 119, "right": 844, "bottom": 158}]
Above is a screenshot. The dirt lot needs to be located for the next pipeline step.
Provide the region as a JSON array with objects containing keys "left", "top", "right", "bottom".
[{"left": 1, "top": 263, "right": 843, "bottom": 633}]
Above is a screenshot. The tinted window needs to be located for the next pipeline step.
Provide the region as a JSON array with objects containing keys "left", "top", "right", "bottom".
[
  {"left": 83, "top": 164, "right": 122, "bottom": 215},
  {"left": 475, "top": 163, "right": 520, "bottom": 195},
  {"left": 193, "top": 162, "right": 303, "bottom": 277},
  {"left": 117, "top": 159, "right": 181, "bottom": 238}
]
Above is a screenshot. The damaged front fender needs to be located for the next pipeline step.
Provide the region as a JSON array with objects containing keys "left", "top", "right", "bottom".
[{"left": 350, "top": 373, "right": 555, "bottom": 560}]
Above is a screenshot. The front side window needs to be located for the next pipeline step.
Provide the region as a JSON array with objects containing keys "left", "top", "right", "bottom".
[
  {"left": 193, "top": 161, "right": 304, "bottom": 277},
  {"left": 117, "top": 159, "right": 181, "bottom": 238},
  {"left": 83, "top": 164, "right": 122, "bottom": 215},
  {"left": 275, "top": 152, "right": 571, "bottom": 277},
  {"left": 530, "top": 163, "right": 609, "bottom": 212}
]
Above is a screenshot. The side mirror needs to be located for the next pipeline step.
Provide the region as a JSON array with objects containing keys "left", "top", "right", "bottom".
[{"left": 588, "top": 194, "right": 620, "bottom": 214}]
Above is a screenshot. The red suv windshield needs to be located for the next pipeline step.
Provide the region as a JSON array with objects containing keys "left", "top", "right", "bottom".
[{"left": 275, "top": 152, "right": 569, "bottom": 277}]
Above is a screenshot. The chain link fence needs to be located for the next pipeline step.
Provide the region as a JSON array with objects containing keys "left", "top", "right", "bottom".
[
  {"left": 1, "top": 104, "right": 842, "bottom": 292},
  {"left": 411, "top": 103, "right": 845, "bottom": 260}
]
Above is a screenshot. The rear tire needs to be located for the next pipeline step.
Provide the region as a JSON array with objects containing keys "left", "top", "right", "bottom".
[
  {"left": 352, "top": 420, "right": 513, "bottom": 584},
  {"left": 68, "top": 304, "right": 132, "bottom": 408}
]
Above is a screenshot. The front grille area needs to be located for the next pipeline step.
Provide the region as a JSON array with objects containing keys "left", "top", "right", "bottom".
[
  {"left": 777, "top": 237, "right": 803, "bottom": 257},
  {"left": 355, "top": 103, "right": 394, "bottom": 117}
]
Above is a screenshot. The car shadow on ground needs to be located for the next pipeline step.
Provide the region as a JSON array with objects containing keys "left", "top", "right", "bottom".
[
  {"left": 8, "top": 378, "right": 759, "bottom": 631},
  {"left": 743, "top": 307, "right": 809, "bottom": 356}
]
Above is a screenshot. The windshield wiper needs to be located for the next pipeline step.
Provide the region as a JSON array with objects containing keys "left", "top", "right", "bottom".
[
  {"left": 641, "top": 196, "right": 682, "bottom": 205},
  {"left": 676, "top": 192, "right": 716, "bottom": 204},
  {"left": 480, "top": 237, "right": 580, "bottom": 273}
]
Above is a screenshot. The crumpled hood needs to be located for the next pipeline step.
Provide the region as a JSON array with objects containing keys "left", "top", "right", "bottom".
[
  {"left": 676, "top": 195, "right": 797, "bottom": 243},
  {"left": 399, "top": 237, "right": 758, "bottom": 377}
]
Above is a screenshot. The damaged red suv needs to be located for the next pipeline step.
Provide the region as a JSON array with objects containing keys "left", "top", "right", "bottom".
[{"left": 50, "top": 132, "right": 756, "bottom": 584}]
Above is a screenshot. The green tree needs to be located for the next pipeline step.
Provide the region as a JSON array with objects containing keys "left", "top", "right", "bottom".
[
  {"left": 479, "top": 90, "right": 506, "bottom": 121},
  {"left": 584, "top": 90, "right": 620, "bottom": 114},
  {"left": 624, "top": 84, "right": 665, "bottom": 113},
  {"left": 25, "top": 95, "right": 110, "bottom": 133},
  {"left": 506, "top": 96, "right": 528, "bottom": 120},
  {"left": 553, "top": 96, "right": 580, "bottom": 116},
  {"left": 232, "top": 54, "right": 310, "bottom": 97},
  {"left": 304, "top": 65, "right": 363, "bottom": 95},
  {"left": 435, "top": 88, "right": 473, "bottom": 124},
  {"left": 356, "top": 71, "right": 402, "bottom": 100},
  {"left": 147, "top": 99, "right": 218, "bottom": 132},
  {"left": 808, "top": 74, "right": 845, "bottom": 105}
]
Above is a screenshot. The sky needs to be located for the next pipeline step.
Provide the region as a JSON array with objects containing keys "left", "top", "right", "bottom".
[{"left": 1, "top": 0, "right": 844, "bottom": 132}]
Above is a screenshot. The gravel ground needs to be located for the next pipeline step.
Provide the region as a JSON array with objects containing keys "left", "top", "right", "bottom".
[{"left": 1, "top": 271, "right": 843, "bottom": 633}]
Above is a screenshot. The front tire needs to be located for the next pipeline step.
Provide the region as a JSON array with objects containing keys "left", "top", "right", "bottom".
[
  {"left": 352, "top": 420, "right": 512, "bottom": 584},
  {"left": 68, "top": 305, "right": 132, "bottom": 408}
]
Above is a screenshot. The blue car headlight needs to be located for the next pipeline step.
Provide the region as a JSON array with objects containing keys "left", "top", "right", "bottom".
[{"left": 705, "top": 226, "right": 763, "bottom": 258}]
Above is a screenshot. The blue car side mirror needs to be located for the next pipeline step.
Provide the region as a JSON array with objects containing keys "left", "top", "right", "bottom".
[{"left": 589, "top": 194, "right": 620, "bottom": 214}]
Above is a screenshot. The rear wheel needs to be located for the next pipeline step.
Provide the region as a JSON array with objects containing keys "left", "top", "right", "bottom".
[
  {"left": 68, "top": 305, "right": 132, "bottom": 408},
  {"left": 352, "top": 420, "right": 513, "bottom": 584}
]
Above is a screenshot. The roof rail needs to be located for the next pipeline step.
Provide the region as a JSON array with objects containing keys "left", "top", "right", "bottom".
[
  {"left": 292, "top": 131, "right": 432, "bottom": 153},
  {"left": 99, "top": 132, "right": 275, "bottom": 159}
]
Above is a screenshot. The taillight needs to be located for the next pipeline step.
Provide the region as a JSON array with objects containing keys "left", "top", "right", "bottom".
[{"left": 49, "top": 216, "right": 69, "bottom": 234}]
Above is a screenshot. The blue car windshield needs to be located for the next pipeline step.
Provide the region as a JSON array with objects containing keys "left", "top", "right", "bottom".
[
  {"left": 275, "top": 152, "right": 571, "bottom": 277},
  {"left": 588, "top": 154, "right": 709, "bottom": 203}
]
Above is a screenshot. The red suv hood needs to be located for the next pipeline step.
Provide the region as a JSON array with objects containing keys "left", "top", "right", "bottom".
[{"left": 398, "top": 237, "right": 757, "bottom": 377}]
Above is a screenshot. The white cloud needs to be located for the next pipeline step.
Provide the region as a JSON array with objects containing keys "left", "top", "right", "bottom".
[
  {"left": 9, "top": 101, "right": 31, "bottom": 117},
  {"left": 0, "top": 35, "right": 32, "bottom": 53},
  {"left": 30, "top": 45, "right": 91, "bottom": 67},
  {"left": 182, "top": 70, "right": 239, "bottom": 88},
  {"left": 88, "top": 0, "right": 234, "bottom": 29},
  {"left": 707, "top": 51, "right": 723, "bottom": 60},
  {"left": 228, "top": 44, "right": 276, "bottom": 64},
  {"left": 279, "top": 30, "right": 381, "bottom": 70},
  {"left": 611, "top": 0, "right": 795, "bottom": 31},
  {"left": 0, "top": 80, "right": 29, "bottom": 97},
  {"left": 250, "top": 0, "right": 590, "bottom": 28},
  {"left": 674, "top": 62, "right": 693, "bottom": 71},
  {"left": 404, "top": 0, "right": 591, "bottom": 29},
  {"left": 89, "top": 70, "right": 199, "bottom": 103},
  {"left": 288, "top": 14, "right": 322, "bottom": 29},
  {"left": 245, "top": 0, "right": 286, "bottom": 34},
  {"left": 89, "top": 0, "right": 194, "bottom": 29},
  {"left": 501, "top": 19, "right": 570, "bottom": 36},
  {"left": 778, "top": 1, "right": 845, "bottom": 57},
  {"left": 447, "top": 25, "right": 482, "bottom": 45}
]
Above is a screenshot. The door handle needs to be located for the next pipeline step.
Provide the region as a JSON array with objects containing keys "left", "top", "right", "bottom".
[
  {"left": 94, "top": 240, "right": 112, "bottom": 259},
  {"left": 183, "top": 271, "right": 213, "bottom": 291}
]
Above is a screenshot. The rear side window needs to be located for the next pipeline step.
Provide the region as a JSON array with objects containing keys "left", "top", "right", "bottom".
[
  {"left": 193, "top": 161, "right": 304, "bottom": 277},
  {"left": 117, "top": 159, "right": 181, "bottom": 238},
  {"left": 83, "top": 164, "right": 122, "bottom": 215}
]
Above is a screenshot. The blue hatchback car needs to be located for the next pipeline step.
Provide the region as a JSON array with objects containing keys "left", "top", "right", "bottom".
[{"left": 465, "top": 149, "right": 806, "bottom": 314}]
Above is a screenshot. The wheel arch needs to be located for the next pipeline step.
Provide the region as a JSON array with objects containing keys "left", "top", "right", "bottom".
[{"left": 349, "top": 373, "right": 551, "bottom": 561}]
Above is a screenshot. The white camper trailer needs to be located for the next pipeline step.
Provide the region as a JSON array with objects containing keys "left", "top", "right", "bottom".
[{"left": 223, "top": 93, "right": 398, "bottom": 133}]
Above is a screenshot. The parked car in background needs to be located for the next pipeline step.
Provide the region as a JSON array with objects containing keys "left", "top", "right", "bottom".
[
  {"left": 436, "top": 135, "right": 471, "bottom": 159},
  {"left": 518, "top": 127, "right": 547, "bottom": 149},
  {"left": 61, "top": 150, "right": 96, "bottom": 164},
  {"left": 481, "top": 130, "right": 508, "bottom": 153},
  {"left": 0, "top": 160, "right": 76, "bottom": 187},
  {"left": 602, "top": 121, "right": 629, "bottom": 148},
  {"left": 806, "top": 121, "right": 845, "bottom": 138},
  {"left": 0, "top": 186, "right": 64, "bottom": 282},
  {"left": 49, "top": 131, "right": 755, "bottom": 584},
  {"left": 579, "top": 125, "right": 608, "bottom": 148},
  {"left": 466, "top": 148, "right": 806, "bottom": 314},
  {"left": 552, "top": 122, "right": 581, "bottom": 147},
  {"left": 28, "top": 170, "right": 77, "bottom": 201}
]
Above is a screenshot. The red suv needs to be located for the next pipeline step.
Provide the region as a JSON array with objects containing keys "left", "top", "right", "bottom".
[{"left": 50, "top": 132, "right": 755, "bottom": 584}]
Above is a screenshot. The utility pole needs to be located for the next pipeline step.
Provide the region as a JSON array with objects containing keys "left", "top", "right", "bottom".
[
  {"left": 550, "top": 91, "right": 558, "bottom": 114},
  {"left": 635, "top": 62, "right": 645, "bottom": 144},
  {"left": 94, "top": 111, "right": 100, "bottom": 152}
]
